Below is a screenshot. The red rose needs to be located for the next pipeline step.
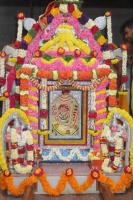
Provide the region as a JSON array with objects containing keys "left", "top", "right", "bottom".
[
  {"left": 17, "top": 158, "right": 24, "bottom": 164},
  {"left": 14, "top": 41, "right": 21, "bottom": 48},
  {"left": 91, "top": 26, "right": 99, "bottom": 34},
  {"left": 108, "top": 43, "right": 115, "bottom": 50},
  {"left": 17, "top": 57, "right": 24, "bottom": 64},
  {"left": 18, "top": 147, "right": 25, "bottom": 154},
  {"left": 88, "top": 111, "right": 97, "bottom": 118},
  {"left": 68, "top": 3, "right": 75, "bottom": 13},
  {"left": 32, "top": 23, "right": 41, "bottom": 32},
  {"left": 121, "top": 75, "right": 128, "bottom": 83},
  {"left": 105, "top": 59, "right": 111, "bottom": 65},
  {"left": 26, "top": 144, "right": 34, "bottom": 151},
  {"left": 0, "top": 77, "right": 6, "bottom": 86},
  {"left": 40, "top": 109, "right": 48, "bottom": 118}
]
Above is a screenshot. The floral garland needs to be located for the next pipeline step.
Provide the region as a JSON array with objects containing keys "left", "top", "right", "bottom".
[
  {"left": 100, "top": 124, "right": 126, "bottom": 173},
  {"left": 16, "top": 12, "right": 25, "bottom": 43},
  {"left": 30, "top": 77, "right": 63, "bottom": 92},
  {"left": 108, "top": 72, "right": 117, "bottom": 109},
  {"left": 101, "top": 108, "right": 133, "bottom": 170},
  {"left": 0, "top": 108, "right": 29, "bottom": 171},
  {"left": 0, "top": 51, "right": 6, "bottom": 77},
  {"left": 10, "top": 128, "right": 34, "bottom": 174},
  {"left": 39, "top": 78, "right": 48, "bottom": 131},
  {"left": 105, "top": 11, "right": 112, "bottom": 44},
  {"left": 0, "top": 168, "right": 132, "bottom": 196},
  {"left": 107, "top": 108, "right": 133, "bottom": 170},
  {"left": 17, "top": 67, "right": 111, "bottom": 81},
  {"left": 69, "top": 77, "right": 106, "bottom": 91}
]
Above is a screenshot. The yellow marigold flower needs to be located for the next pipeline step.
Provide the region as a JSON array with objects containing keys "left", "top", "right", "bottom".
[
  {"left": 8, "top": 57, "right": 17, "bottom": 63},
  {"left": 72, "top": 9, "right": 82, "bottom": 19},
  {"left": 111, "top": 59, "right": 119, "bottom": 64},
  {"left": 50, "top": 8, "right": 59, "bottom": 16},
  {"left": 97, "top": 35, "right": 107, "bottom": 45},
  {"left": 23, "top": 34, "right": 32, "bottom": 44}
]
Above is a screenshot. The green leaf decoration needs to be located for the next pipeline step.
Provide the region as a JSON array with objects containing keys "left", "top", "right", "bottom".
[
  {"left": 16, "top": 64, "right": 22, "bottom": 71},
  {"left": 94, "top": 32, "right": 102, "bottom": 40},
  {"left": 43, "top": 54, "right": 53, "bottom": 61},
  {"left": 28, "top": 29, "right": 36, "bottom": 38},
  {"left": 83, "top": 57, "right": 91, "bottom": 62},
  {"left": 63, "top": 55, "right": 73, "bottom": 62}
]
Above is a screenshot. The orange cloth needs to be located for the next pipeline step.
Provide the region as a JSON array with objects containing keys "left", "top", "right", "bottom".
[{"left": 118, "top": 91, "right": 129, "bottom": 112}]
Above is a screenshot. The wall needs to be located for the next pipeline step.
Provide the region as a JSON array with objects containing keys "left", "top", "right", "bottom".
[{"left": 0, "top": 5, "right": 133, "bottom": 49}]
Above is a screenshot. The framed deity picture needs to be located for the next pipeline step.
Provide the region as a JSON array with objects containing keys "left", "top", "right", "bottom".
[{"left": 44, "top": 86, "right": 88, "bottom": 145}]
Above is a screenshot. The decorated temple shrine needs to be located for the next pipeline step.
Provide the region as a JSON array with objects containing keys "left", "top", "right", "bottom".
[{"left": 0, "top": 0, "right": 133, "bottom": 197}]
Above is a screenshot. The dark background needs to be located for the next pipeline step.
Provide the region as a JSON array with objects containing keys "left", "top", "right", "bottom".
[
  {"left": 0, "top": 0, "right": 133, "bottom": 49},
  {"left": 0, "top": 0, "right": 133, "bottom": 8}
]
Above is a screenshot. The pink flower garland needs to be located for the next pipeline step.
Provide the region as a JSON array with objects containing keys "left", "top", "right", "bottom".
[{"left": 31, "top": 58, "right": 99, "bottom": 71}]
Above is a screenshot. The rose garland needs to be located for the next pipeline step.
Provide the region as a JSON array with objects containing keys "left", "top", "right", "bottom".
[
  {"left": 11, "top": 128, "right": 34, "bottom": 174},
  {"left": 0, "top": 168, "right": 132, "bottom": 196},
  {"left": 100, "top": 125, "right": 125, "bottom": 173}
]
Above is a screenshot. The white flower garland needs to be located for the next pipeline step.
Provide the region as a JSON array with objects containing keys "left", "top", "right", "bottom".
[
  {"left": 11, "top": 128, "right": 34, "bottom": 174},
  {"left": 103, "top": 50, "right": 114, "bottom": 60},
  {"left": 0, "top": 54, "right": 6, "bottom": 77},
  {"left": 17, "top": 19, "right": 24, "bottom": 42},
  {"left": 122, "top": 49, "right": 127, "bottom": 76},
  {"left": 42, "top": 148, "right": 88, "bottom": 162},
  {"left": 39, "top": 78, "right": 48, "bottom": 130},
  {"left": 106, "top": 15, "right": 113, "bottom": 44},
  {"left": 17, "top": 49, "right": 27, "bottom": 58},
  {"left": 101, "top": 124, "right": 125, "bottom": 173},
  {"left": 85, "top": 19, "right": 95, "bottom": 29}
]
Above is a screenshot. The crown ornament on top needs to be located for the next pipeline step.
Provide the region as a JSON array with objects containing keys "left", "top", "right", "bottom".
[{"left": 56, "top": 0, "right": 83, "bottom": 4}]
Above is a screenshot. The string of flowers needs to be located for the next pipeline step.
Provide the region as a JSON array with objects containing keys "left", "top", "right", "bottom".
[
  {"left": 68, "top": 77, "right": 105, "bottom": 91},
  {"left": 0, "top": 168, "right": 133, "bottom": 196},
  {"left": 108, "top": 72, "right": 118, "bottom": 109},
  {"left": 17, "top": 67, "right": 111, "bottom": 81},
  {"left": 16, "top": 12, "right": 25, "bottom": 44},
  {"left": 0, "top": 108, "right": 29, "bottom": 172},
  {"left": 10, "top": 128, "right": 34, "bottom": 174},
  {"left": 20, "top": 77, "right": 29, "bottom": 112},
  {"left": 30, "top": 77, "right": 63, "bottom": 91},
  {"left": 105, "top": 11, "right": 113, "bottom": 44},
  {"left": 104, "top": 107, "right": 133, "bottom": 170}
]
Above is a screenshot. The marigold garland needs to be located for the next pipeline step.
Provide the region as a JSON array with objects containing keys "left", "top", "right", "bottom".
[
  {"left": 17, "top": 68, "right": 111, "bottom": 81},
  {"left": 0, "top": 170, "right": 133, "bottom": 196},
  {"left": 5, "top": 175, "right": 37, "bottom": 196}
]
